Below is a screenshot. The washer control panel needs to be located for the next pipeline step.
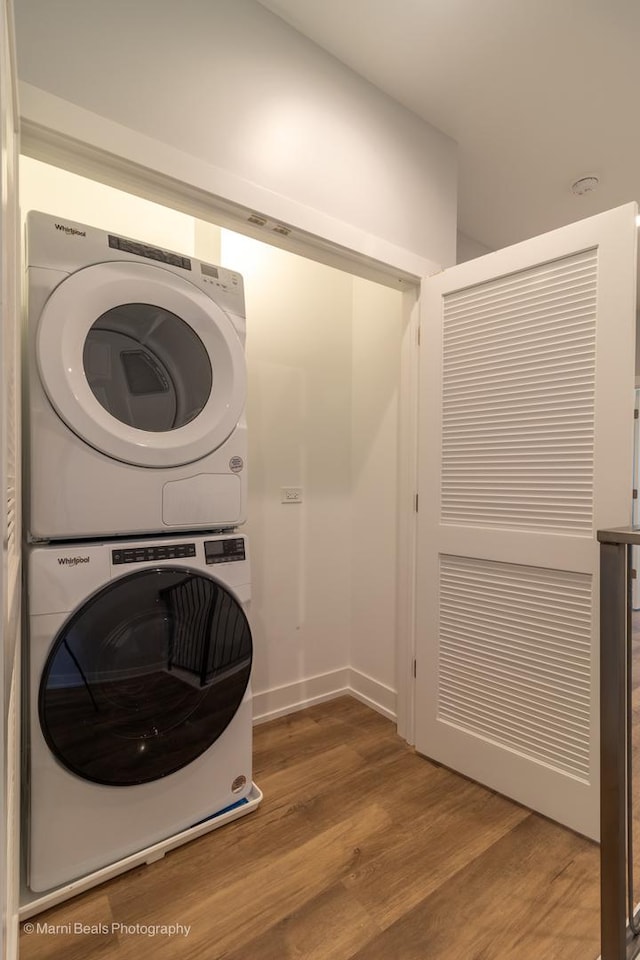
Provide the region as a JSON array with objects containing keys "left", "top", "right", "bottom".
[
  {"left": 112, "top": 543, "right": 197, "bottom": 565},
  {"left": 204, "top": 538, "right": 246, "bottom": 565}
]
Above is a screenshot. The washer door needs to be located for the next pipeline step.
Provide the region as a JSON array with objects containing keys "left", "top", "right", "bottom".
[
  {"left": 37, "top": 262, "right": 246, "bottom": 467},
  {"left": 38, "top": 568, "right": 252, "bottom": 786}
]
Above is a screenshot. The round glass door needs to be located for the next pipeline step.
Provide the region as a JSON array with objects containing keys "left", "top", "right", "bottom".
[
  {"left": 83, "top": 303, "right": 212, "bottom": 432},
  {"left": 37, "top": 261, "right": 247, "bottom": 467},
  {"left": 39, "top": 568, "right": 252, "bottom": 786}
]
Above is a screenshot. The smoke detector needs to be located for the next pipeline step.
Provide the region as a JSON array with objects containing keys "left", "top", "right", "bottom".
[{"left": 571, "top": 176, "right": 599, "bottom": 196}]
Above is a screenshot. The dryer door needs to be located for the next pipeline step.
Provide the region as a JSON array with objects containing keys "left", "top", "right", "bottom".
[
  {"left": 36, "top": 262, "right": 246, "bottom": 467},
  {"left": 38, "top": 568, "right": 252, "bottom": 786}
]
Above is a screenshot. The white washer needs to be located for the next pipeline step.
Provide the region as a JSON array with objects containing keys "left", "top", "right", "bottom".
[
  {"left": 25, "top": 211, "right": 248, "bottom": 541},
  {"left": 26, "top": 532, "right": 253, "bottom": 892}
]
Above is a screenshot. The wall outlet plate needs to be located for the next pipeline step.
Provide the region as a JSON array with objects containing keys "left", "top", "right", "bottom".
[{"left": 281, "top": 487, "right": 303, "bottom": 504}]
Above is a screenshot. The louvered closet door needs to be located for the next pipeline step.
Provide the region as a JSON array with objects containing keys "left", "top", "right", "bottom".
[{"left": 415, "top": 203, "right": 638, "bottom": 840}]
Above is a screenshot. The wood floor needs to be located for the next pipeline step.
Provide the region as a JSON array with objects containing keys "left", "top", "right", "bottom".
[{"left": 19, "top": 696, "right": 602, "bottom": 960}]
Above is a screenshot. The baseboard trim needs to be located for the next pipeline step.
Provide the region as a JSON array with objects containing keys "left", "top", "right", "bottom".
[
  {"left": 252, "top": 669, "right": 397, "bottom": 725},
  {"left": 348, "top": 669, "right": 397, "bottom": 721},
  {"left": 252, "top": 669, "right": 349, "bottom": 724}
]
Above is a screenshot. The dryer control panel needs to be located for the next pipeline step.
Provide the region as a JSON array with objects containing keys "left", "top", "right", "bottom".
[{"left": 108, "top": 234, "right": 192, "bottom": 271}]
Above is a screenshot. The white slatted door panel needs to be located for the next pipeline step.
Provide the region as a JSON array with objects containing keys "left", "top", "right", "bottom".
[
  {"left": 439, "top": 556, "right": 591, "bottom": 778},
  {"left": 415, "top": 204, "right": 637, "bottom": 839},
  {"left": 442, "top": 251, "right": 597, "bottom": 532}
]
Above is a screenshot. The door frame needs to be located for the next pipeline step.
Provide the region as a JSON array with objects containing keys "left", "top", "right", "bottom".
[
  {"left": 19, "top": 121, "right": 427, "bottom": 745},
  {"left": 1, "top": 0, "right": 21, "bottom": 956}
]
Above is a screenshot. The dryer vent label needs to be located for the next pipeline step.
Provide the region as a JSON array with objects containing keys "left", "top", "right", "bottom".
[
  {"left": 54, "top": 223, "right": 87, "bottom": 238},
  {"left": 57, "top": 556, "right": 90, "bottom": 566},
  {"left": 229, "top": 456, "right": 244, "bottom": 473}
]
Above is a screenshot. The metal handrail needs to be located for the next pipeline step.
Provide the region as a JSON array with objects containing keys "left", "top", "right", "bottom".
[{"left": 598, "top": 527, "right": 640, "bottom": 960}]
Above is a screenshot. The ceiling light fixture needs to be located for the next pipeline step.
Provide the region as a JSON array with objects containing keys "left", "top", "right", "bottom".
[{"left": 571, "top": 176, "right": 599, "bottom": 196}]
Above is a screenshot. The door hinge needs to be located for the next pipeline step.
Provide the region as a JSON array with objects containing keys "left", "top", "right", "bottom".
[
  {"left": 633, "top": 569, "right": 637, "bottom": 580},
  {"left": 634, "top": 489, "right": 638, "bottom": 500},
  {"left": 635, "top": 408, "right": 639, "bottom": 419},
  {"left": 414, "top": 493, "right": 419, "bottom": 512},
  {"left": 412, "top": 659, "right": 417, "bottom": 679}
]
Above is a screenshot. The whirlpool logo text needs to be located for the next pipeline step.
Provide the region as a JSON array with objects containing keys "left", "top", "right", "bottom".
[
  {"left": 54, "top": 223, "right": 87, "bottom": 237},
  {"left": 57, "top": 557, "right": 90, "bottom": 566}
]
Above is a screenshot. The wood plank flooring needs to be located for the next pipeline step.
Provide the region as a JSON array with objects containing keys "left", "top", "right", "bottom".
[{"left": 19, "top": 696, "right": 601, "bottom": 960}]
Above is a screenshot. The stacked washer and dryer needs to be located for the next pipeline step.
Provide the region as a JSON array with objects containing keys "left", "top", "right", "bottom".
[{"left": 23, "top": 212, "right": 256, "bottom": 895}]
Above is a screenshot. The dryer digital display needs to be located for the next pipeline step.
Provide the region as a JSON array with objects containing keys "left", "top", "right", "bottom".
[{"left": 200, "top": 263, "right": 219, "bottom": 279}]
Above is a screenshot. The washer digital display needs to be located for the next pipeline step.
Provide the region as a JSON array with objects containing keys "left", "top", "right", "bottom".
[{"left": 204, "top": 538, "right": 245, "bottom": 564}]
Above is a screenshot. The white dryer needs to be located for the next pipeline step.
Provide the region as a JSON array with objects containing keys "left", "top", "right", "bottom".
[
  {"left": 26, "top": 532, "right": 253, "bottom": 892},
  {"left": 25, "top": 211, "right": 248, "bottom": 541}
]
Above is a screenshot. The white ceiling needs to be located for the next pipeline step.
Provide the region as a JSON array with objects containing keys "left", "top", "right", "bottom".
[{"left": 257, "top": 0, "right": 640, "bottom": 254}]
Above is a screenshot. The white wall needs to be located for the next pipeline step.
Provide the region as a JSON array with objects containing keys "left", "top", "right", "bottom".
[
  {"left": 457, "top": 231, "right": 493, "bottom": 264},
  {"left": 20, "top": 159, "right": 404, "bottom": 722},
  {"left": 350, "top": 279, "right": 403, "bottom": 715},
  {"left": 219, "top": 230, "right": 354, "bottom": 718},
  {"left": 14, "top": 0, "right": 457, "bottom": 273}
]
